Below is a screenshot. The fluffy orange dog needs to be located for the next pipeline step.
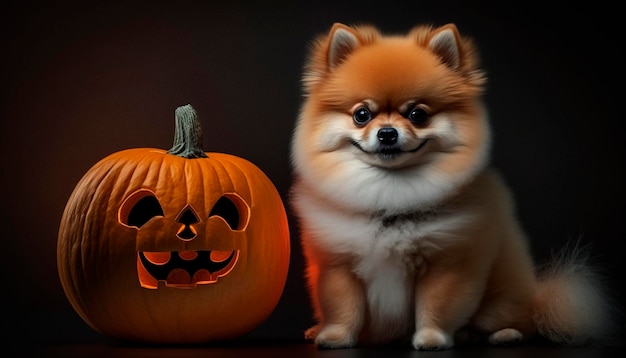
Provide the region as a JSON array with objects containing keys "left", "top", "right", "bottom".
[{"left": 289, "top": 22, "right": 612, "bottom": 350}]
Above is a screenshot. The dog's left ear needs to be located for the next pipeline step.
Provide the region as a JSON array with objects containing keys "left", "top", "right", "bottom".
[
  {"left": 428, "top": 24, "right": 461, "bottom": 70},
  {"left": 327, "top": 23, "right": 361, "bottom": 70}
]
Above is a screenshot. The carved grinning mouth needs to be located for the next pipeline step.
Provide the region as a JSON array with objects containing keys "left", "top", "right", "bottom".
[
  {"left": 137, "top": 250, "right": 239, "bottom": 289},
  {"left": 351, "top": 139, "right": 430, "bottom": 160}
]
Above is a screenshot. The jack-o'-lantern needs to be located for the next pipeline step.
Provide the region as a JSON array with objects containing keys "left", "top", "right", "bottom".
[{"left": 57, "top": 104, "right": 290, "bottom": 344}]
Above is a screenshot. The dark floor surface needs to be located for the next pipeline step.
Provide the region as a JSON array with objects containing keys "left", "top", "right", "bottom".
[
  {"left": 17, "top": 339, "right": 625, "bottom": 358},
  {"left": 10, "top": 313, "right": 624, "bottom": 358}
]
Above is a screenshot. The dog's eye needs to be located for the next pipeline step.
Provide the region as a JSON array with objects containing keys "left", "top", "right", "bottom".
[
  {"left": 353, "top": 106, "right": 373, "bottom": 125},
  {"left": 406, "top": 106, "right": 429, "bottom": 126}
]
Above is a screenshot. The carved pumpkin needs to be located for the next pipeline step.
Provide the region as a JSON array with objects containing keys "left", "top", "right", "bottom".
[{"left": 57, "top": 105, "right": 290, "bottom": 344}]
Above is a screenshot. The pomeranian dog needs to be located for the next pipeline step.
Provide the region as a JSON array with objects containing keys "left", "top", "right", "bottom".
[{"left": 289, "top": 22, "right": 614, "bottom": 350}]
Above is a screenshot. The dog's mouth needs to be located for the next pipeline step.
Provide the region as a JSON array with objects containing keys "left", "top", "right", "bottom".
[{"left": 351, "top": 139, "right": 429, "bottom": 160}]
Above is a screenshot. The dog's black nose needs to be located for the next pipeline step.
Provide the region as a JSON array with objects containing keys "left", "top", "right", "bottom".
[{"left": 377, "top": 127, "right": 398, "bottom": 145}]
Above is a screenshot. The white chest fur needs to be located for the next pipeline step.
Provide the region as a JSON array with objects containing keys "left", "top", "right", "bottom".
[
  {"left": 351, "top": 212, "right": 458, "bottom": 339},
  {"left": 295, "top": 186, "right": 474, "bottom": 339}
]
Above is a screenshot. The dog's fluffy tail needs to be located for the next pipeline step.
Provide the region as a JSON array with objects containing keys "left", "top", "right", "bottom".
[{"left": 532, "top": 243, "right": 619, "bottom": 346}]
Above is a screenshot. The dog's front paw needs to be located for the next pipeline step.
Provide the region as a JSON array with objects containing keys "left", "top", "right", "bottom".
[
  {"left": 488, "top": 328, "right": 523, "bottom": 345},
  {"left": 304, "top": 325, "right": 320, "bottom": 341},
  {"left": 412, "top": 327, "right": 453, "bottom": 350},
  {"left": 314, "top": 324, "right": 358, "bottom": 349}
]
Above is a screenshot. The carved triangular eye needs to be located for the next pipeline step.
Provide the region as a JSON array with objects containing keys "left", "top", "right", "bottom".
[
  {"left": 119, "top": 189, "right": 164, "bottom": 229},
  {"left": 209, "top": 194, "right": 250, "bottom": 231}
]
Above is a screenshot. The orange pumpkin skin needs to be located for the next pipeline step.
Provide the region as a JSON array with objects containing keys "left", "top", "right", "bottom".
[{"left": 57, "top": 107, "right": 290, "bottom": 344}]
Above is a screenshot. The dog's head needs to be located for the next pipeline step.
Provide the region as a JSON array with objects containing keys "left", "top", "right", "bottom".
[{"left": 292, "top": 23, "right": 492, "bottom": 209}]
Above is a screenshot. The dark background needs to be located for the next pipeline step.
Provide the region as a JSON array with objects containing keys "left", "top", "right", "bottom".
[{"left": 2, "top": 0, "right": 624, "bottom": 356}]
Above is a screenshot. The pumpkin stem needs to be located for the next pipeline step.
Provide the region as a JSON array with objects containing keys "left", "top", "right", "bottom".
[{"left": 167, "top": 104, "right": 208, "bottom": 159}]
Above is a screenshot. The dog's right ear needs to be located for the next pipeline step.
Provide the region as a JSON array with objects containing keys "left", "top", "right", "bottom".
[
  {"left": 428, "top": 24, "right": 461, "bottom": 70},
  {"left": 327, "top": 23, "right": 360, "bottom": 70}
]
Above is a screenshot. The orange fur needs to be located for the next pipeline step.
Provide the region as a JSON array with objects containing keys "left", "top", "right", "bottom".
[{"left": 290, "top": 22, "right": 614, "bottom": 350}]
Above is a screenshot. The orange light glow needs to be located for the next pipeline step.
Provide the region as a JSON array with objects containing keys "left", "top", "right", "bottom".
[
  {"left": 143, "top": 251, "right": 171, "bottom": 264},
  {"left": 210, "top": 250, "right": 232, "bottom": 262},
  {"left": 179, "top": 250, "right": 198, "bottom": 260}
]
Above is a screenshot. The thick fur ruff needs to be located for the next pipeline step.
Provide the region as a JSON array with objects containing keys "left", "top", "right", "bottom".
[{"left": 289, "top": 22, "right": 614, "bottom": 350}]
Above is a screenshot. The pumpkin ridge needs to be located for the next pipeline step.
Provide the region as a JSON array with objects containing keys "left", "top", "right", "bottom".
[
  {"left": 58, "top": 177, "right": 95, "bottom": 322},
  {"left": 137, "top": 149, "right": 165, "bottom": 195},
  {"left": 92, "top": 160, "right": 136, "bottom": 326},
  {"left": 235, "top": 156, "right": 267, "bottom": 204},
  {"left": 212, "top": 154, "right": 236, "bottom": 195},
  {"left": 198, "top": 157, "right": 211, "bottom": 221},
  {"left": 159, "top": 151, "right": 178, "bottom": 217},
  {"left": 68, "top": 159, "right": 119, "bottom": 327},
  {"left": 156, "top": 150, "right": 180, "bottom": 218},
  {"left": 197, "top": 154, "right": 224, "bottom": 216},
  {"left": 108, "top": 150, "right": 150, "bottom": 194},
  {"left": 186, "top": 157, "right": 204, "bottom": 221},
  {"left": 78, "top": 165, "right": 119, "bottom": 318},
  {"left": 215, "top": 154, "right": 253, "bottom": 202}
]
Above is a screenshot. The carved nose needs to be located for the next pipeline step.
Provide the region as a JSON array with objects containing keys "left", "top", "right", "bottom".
[
  {"left": 377, "top": 127, "right": 398, "bottom": 145},
  {"left": 176, "top": 206, "right": 199, "bottom": 241}
]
